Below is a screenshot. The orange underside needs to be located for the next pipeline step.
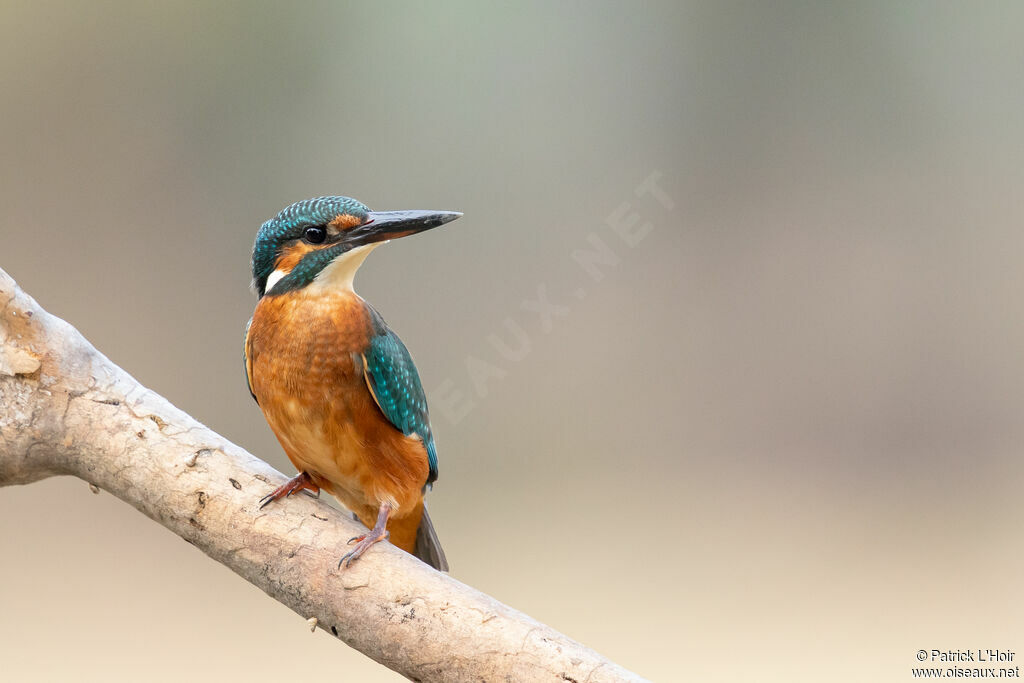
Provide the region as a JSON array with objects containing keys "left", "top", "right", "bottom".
[{"left": 246, "top": 287, "right": 429, "bottom": 553}]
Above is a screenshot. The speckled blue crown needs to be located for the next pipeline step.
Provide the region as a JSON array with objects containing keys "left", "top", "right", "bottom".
[{"left": 251, "top": 196, "right": 370, "bottom": 289}]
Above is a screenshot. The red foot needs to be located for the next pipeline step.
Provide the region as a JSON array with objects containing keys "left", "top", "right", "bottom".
[
  {"left": 338, "top": 503, "right": 392, "bottom": 569},
  {"left": 258, "top": 472, "right": 320, "bottom": 510},
  {"left": 339, "top": 530, "right": 389, "bottom": 568}
]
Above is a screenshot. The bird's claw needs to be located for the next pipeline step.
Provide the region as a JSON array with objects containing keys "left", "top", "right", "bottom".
[
  {"left": 338, "top": 530, "right": 389, "bottom": 569},
  {"left": 258, "top": 472, "right": 319, "bottom": 510}
]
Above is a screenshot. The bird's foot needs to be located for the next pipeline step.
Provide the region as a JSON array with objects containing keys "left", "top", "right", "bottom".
[
  {"left": 338, "top": 503, "right": 392, "bottom": 569},
  {"left": 258, "top": 471, "right": 320, "bottom": 510},
  {"left": 338, "top": 529, "right": 389, "bottom": 568}
]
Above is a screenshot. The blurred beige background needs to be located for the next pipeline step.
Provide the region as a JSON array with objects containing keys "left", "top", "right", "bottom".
[{"left": 3, "top": 2, "right": 1024, "bottom": 681}]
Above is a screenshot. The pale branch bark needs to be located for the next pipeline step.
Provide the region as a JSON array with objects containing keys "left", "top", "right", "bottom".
[{"left": 0, "top": 267, "right": 645, "bottom": 683}]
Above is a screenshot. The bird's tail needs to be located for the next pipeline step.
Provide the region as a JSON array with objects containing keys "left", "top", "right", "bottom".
[{"left": 414, "top": 502, "right": 449, "bottom": 572}]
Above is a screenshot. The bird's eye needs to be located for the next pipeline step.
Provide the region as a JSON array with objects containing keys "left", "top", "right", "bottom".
[{"left": 303, "top": 226, "right": 327, "bottom": 244}]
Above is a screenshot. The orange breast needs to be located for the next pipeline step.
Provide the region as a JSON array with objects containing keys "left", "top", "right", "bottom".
[{"left": 246, "top": 289, "right": 430, "bottom": 526}]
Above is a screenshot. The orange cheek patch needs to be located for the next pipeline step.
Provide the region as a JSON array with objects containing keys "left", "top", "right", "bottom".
[
  {"left": 274, "top": 242, "right": 317, "bottom": 272},
  {"left": 330, "top": 213, "right": 364, "bottom": 230}
]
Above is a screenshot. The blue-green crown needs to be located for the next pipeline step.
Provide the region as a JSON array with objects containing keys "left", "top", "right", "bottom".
[{"left": 251, "top": 196, "right": 369, "bottom": 296}]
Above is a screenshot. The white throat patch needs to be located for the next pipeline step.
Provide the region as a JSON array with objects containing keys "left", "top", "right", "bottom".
[{"left": 308, "top": 243, "right": 380, "bottom": 294}]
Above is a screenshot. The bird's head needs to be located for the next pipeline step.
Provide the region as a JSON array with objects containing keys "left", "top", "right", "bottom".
[{"left": 251, "top": 196, "right": 462, "bottom": 298}]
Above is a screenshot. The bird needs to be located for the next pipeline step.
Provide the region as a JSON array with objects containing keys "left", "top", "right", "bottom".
[{"left": 244, "top": 196, "right": 461, "bottom": 571}]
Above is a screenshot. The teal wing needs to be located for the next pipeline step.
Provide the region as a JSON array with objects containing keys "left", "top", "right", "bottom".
[{"left": 362, "top": 327, "right": 438, "bottom": 485}]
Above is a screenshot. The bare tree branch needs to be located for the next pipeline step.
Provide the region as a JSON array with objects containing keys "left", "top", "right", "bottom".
[{"left": 0, "top": 267, "right": 645, "bottom": 683}]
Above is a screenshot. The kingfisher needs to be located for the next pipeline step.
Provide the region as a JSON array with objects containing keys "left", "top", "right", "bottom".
[{"left": 244, "top": 196, "right": 460, "bottom": 571}]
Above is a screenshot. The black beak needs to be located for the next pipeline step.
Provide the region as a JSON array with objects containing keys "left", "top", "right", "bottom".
[{"left": 348, "top": 210, "right": 463, "bottom": 247}]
